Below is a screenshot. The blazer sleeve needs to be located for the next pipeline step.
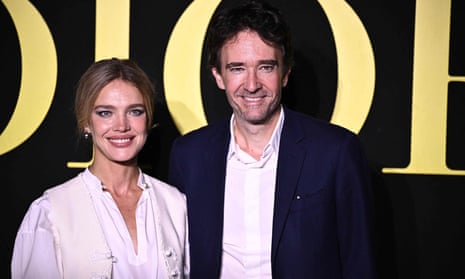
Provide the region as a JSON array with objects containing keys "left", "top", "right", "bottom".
[{"left": 335, "top": 134, "right": 377, "bottom": 278}]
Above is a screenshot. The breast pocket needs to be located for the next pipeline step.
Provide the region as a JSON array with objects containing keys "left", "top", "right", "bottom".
[{"left": 289, "top": 186, "right": 332, "bottom": 213}]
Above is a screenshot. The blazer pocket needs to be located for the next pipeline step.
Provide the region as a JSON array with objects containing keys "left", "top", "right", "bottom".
[{"left": 289, "top": 187, "right": 329, "bottom": 213}]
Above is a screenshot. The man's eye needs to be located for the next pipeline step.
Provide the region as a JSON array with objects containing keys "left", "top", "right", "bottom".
[
  {"left": 229, "top": 67, "right": 244, "bottom": 73},
  {"left": 260, "top": 65, "right": 276, "bottom": 72}
]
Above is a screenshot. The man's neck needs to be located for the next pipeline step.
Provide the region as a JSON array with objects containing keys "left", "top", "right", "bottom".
[{"left": 233, "top": 108, "right": 282, "bottom": 160}]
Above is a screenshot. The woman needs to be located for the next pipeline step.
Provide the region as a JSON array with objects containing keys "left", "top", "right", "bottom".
[{"left": 11, "top": 58, "right": 189, "bottom": 278}]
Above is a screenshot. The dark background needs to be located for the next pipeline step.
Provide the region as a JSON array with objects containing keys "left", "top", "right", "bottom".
[{"left": 1, "top": 1, "right": 464, "bottom": 278}]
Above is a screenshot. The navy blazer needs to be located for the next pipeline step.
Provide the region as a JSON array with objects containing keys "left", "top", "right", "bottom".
[{"left": 169, "top": 108, "right": 377, "bottom": 279}]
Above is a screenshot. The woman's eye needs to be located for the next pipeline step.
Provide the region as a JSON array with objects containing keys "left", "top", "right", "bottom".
[
  {"left": 96, "top": 110, "right": 111, "bottom": 117},
  {"left": 129, "top": 109, "right": 145, "bottom": 116}
]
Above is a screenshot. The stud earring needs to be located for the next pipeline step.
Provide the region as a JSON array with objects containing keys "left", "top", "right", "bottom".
[{"left": 84, "top": 132, "right": 91, "bottom": 140}]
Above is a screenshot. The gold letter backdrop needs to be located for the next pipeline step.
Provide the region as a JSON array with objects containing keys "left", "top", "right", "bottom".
[{"left": 2, "top": 1, "right": 465, "bottom": 278}]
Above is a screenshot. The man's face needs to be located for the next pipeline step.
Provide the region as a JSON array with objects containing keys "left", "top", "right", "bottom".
[{"left": 211, "top": 30, "right": 291, "bottom": 125}]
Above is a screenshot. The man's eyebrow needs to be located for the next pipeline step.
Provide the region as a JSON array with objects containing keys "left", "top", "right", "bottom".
[
  {"left": 225, "top": 62, "right": 244, "bottom": 69},
  {"left": 258, "top": 59, "right": 278, "bottom": 65},
  {"left": 225, "top": 60, "right": 278, "bottom": 69}
]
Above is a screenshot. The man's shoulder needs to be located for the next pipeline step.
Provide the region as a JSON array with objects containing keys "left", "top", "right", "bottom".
[
  {"left": 174, "top": 118, "right": 230, "bottom": 145},
  {"left": 285, "top": 109, "right": 354, "bottom": 133}
]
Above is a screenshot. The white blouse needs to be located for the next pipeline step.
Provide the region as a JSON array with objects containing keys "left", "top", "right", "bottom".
[{"left": 11, "top": 168, "right": 168, "bottom": 279}]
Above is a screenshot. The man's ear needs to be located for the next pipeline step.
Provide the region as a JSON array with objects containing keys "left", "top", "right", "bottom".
[
  {"left": 282, "top": 68, "right": 292, "bottom": 87},
  {"left": 211, "top": 67, "right": 225, "bottom": 90}
]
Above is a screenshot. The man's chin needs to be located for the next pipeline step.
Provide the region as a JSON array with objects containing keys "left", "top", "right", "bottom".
[{"left": 242, "top": 114, "right": 272, "bottom": 125}]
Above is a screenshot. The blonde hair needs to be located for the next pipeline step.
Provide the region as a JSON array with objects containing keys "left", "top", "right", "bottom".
[{"left": 74, "top": 58, "right": 156, "bottom": 135}]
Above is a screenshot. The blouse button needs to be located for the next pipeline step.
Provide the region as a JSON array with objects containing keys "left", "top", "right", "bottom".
[{"left": 170, "top": 269, "right": 180, "bottom": 278}]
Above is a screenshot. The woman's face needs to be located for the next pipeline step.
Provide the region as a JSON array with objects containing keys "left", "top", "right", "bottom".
[{"left": 85, "top": 79, "right": 148, "bottom": 166}]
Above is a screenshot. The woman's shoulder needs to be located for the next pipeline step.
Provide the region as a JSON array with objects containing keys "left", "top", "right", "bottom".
[
  {"left": 142, "top": 174, "right": 185, "bottom": 199},
  {"left": 44, "top": 173, "right": 85, "bottom": 196},
  {"left": 142, "top": 174, "right": 187, "bottom": 219}
]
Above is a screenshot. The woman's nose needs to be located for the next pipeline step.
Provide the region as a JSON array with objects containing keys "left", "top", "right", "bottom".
[{"left": 113, "top": 114, "right": 130, "bottom": 132}]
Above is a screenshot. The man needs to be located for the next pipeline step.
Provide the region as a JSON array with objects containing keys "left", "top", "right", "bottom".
[{"left": 169, "top": 1, "right": 377, "bottom": 278}]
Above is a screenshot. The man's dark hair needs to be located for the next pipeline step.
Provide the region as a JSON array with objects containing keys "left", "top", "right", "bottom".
[{"left": 205, "top": 0, "right": 294, "bottom": 73}]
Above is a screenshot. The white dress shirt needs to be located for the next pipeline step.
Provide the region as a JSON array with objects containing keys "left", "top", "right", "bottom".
[
  {"left": 221, "top": 107, "right": 284, "bottom": 279},
  {"left": 11, "top": 168, "right": 167, "bottom": 279}
]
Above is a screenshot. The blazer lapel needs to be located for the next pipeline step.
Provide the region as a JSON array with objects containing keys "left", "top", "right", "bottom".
[
  {"left": 271, "top": 110, "right": 307, "bottom": 263},
  {"left": 196, "top": 122, "right": 231, "bottom": 272}
]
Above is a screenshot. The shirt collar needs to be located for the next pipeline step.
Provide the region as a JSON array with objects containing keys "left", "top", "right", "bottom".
[
  {"left": 83, "top": 167, "right": 149, "bottom": 191},
  {"left": 227, "top": 105, "right": 285, "bottom": 161}
]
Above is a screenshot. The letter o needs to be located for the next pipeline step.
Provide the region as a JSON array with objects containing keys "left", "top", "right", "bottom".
[
  {"left": 164, "top": 0, "right": 221, "bottom": 135},
  {"left": 0, "top": 0, "right": 57, "bottom": 155},
  {"left": 164, "top": 0, "right": 375, "bottom": 135},
  {"left": 318, "top": 0, "right": 375, "bottom": 133}
]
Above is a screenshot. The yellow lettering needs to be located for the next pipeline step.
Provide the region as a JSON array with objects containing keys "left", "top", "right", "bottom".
[
  {"left": 95, "top": 0, "right": 130, "bottom": 60},
  {"left": 0, "top": 0, "right": 57, "bottom": 155},
  {"left": 67, "top": 0, "right": 130, "bottom": 168},
  {"left": 318, "top": 0, "right": 376, "bottom": 134},
  {"left": 164, "top": 0, "right": 221, "bottom": 135},
  {"left": 383, "top": 0, "right": 465, "bottom": 175},
  {"left": 165, "top": 0, "right": 375, "bottom": 135}
]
